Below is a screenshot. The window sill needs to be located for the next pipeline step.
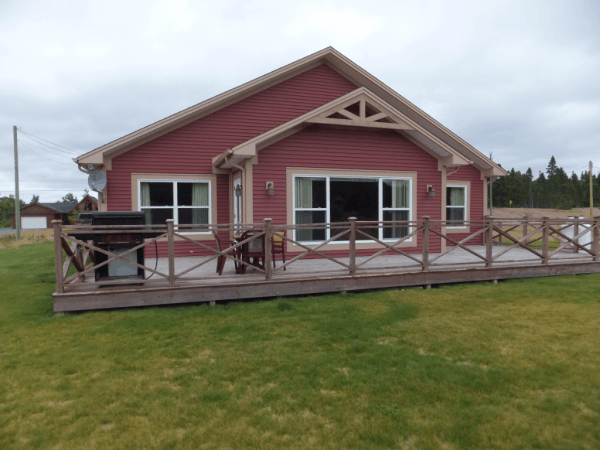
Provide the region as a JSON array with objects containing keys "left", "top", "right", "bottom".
[
  {"left": 445, "top": 226, "right": 471, "bottom": 234},
  {"left": 287, "top": 238, "right": 417, "bottom": 252}
]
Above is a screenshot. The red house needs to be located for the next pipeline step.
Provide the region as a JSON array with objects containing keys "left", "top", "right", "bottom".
[
  {"left": 74, "top": 47, "right": 506, "bottom": 258},
  {"left": 11, "top": 195, "right": 98, "bottom": 229}
]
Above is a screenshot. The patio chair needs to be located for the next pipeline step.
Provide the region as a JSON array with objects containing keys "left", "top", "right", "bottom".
[
  {"left": 238, "top": 229, "right": 265, "bottom": 274},
  {"left": 272, "top": 232, "right": 286, "bottom": 271},
  {"left": 212, "top": 231, "right": 237, "bottom": 276}
]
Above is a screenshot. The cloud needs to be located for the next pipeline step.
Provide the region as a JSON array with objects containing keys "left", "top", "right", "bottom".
[{"left": 1, "top": 0, "right": 599, "bottom": 202}]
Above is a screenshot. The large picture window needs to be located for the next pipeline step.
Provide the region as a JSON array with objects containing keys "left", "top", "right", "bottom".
[
  {"left": 293, "top": 175, "right": 412, "bottom": 242},
  {"left": 139, "top": 180, "right": 211, "bottom": 231},
  {"left": 446, "top": 186, "right": 466, "bottom": 227}
]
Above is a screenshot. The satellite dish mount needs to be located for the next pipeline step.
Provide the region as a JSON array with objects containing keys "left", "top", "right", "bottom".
[{"left": 88, "top": 170, "right": 107, "bottom": 204}]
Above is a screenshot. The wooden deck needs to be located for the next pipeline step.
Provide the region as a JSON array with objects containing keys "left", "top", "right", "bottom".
[{"left": 52, "top": 214, "right": 600, "bottom": 312}]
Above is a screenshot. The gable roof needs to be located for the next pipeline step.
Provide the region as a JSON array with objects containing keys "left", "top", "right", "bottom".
[
  {"left": 76, "top": 47, "right": 506, "bottom": 177},
  {"left": 39, "top": 202, "right": 79, "bottom": 213}
]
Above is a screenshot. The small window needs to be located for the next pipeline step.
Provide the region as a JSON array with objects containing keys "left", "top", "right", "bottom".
[
  {"left": 140, "top": 180, "right": 210, "bottom": 230},
  {"left": 446, "top": 186, "right": 466, "bottom": 226}
]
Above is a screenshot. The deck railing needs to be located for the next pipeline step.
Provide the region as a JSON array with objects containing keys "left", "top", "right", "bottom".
[{"left": 53, "top": 215, "right": 600, "bottom": 293}]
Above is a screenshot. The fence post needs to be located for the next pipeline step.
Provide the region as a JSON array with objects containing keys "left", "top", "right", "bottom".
[
  {"left": 422, "top": 216, "right": 430, "bottom": 272},
  {"left": 485, "top": 215, "right": 493, "bottom": 267},
  {"left": 593, "top": 216, "right": 600, "bottom": 263},
  {"left": 542, "top": 216, "right": 550, "bottom": 264},
  {"left": 264, "top": 218, "right": 272, "bottom": 280},
  {"left": 52, "top": 220, "right": 64, "bottom": 294},
  {"left": 167, "top": 219, "right": 175, "bottom": 287},
  {"left": 573, "top": 217, "right": 580, "bottom": 254},
  {"left": 349, "top": 217, "right": 357, "bottom": 276},
  {"left": 522, "top": 215, "right": 528, "bottom": 240}
]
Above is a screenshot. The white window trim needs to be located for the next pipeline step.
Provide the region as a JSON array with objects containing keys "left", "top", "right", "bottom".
[
  {"left": 292, "top": 174, "right": 413, "bottom": 244},
  {"left": 446, "top": 184, "right": 467, "bottom": 229},
  {"left": 137, "top": 179, "right": 212, "bottom": 235}
]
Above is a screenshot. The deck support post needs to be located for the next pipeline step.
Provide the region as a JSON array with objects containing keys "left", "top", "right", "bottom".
[
  {"left": 573, "top": 218, "right": 580, "bottom": 254},
  {"left": 422, "top": 216, "right": 430, "bottom": 272},
  {"left": 542, "top": 216, "right": 550, "bottom": 264},
  {"left": 167, "top": 219, "right": 175, "bottom": 287},
  {"left": 349, "top": 217, "right": 357, "bottom": 276},
  {"left": 264, "top": 218, "right": 272, "bottom": 280},
  {"left": 485, "top": 215, "right": 493, "bottom": 267},
  {"left": 593, "top": 216, "right": 600, "bottom": 262},
  {"left": 52, "top": 220, "right": 64, "bottom": 294}
]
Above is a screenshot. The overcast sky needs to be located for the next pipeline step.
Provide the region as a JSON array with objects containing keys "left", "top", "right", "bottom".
[{"left": 1, "top": 0, "right": 599, "bottom": 202}]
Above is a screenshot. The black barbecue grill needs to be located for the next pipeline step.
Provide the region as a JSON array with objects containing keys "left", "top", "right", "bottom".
[{"left": 68, "top": 212, "right": 164, "bottom": 283}]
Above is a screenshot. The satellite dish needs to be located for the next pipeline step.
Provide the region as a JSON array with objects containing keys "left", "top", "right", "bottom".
[{"left": 88, "top": 170, "right": 107, "bottom": 192}]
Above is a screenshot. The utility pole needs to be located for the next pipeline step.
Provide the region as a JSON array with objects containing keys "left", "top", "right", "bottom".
[
  {"left": 13, "top": 126, "right": 21, "bottom": 239},
  {"left": 590, "top": 161, "right": 594, "bottom": 218},
  {"left": 489, "top": 152, "right": 493, "bottom": 216}
]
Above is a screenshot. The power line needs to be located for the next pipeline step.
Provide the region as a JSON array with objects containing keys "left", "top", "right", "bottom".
[
  {"left": 18, "top": 141, "right": 77, "bottom": 167},
  {"left": 18, "top": 139, "right": 76, "bottom": 160},
  {"left": 1, "top": 189, "right": 83, "bottom": 192},
  {"left": 19, "top": 129, "right": 80, "bottom": 155},
  {"left": 20, "top": 133, "right": 80, "bottom": 156}
]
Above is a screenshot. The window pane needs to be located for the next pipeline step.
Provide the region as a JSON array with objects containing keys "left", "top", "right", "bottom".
[
  {"left": 330, "top": 179, "right": 378, "bottom": 222},
  {"left": 146, "top": 183, "right": 173, "bottom": 206},
  {"left": 312, "top": 179, "right": 326, "bottom": 208},
  {"left": 383, "top": 210, "right": 409, "bottom": 239},
  {"left": 178, "top": 183, "right": 209, "bottom": 207},
  {"left": 447, "top": 187, "right": 465, "bottom": 206},
  {"left": 179, "top": 208, "right": 209, "bottom": 225},
  {"left": 142, "top": 208, "right": 173, "bottom": 225},
  {"left": 447, "top": 207, "right": 465, "bottom": 224},
  {"left": 295, "top": 211, "right": 326, "bottom": 241},
  {"left": 383, "top": 180, "right": 410, "bottom": 208},
  {"left": 295, "top": 178, "right": 326, "bottom": 208}
]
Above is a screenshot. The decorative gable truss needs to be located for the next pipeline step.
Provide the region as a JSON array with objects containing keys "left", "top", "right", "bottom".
[
  {"left": 306, "top": 94, "right": 414, "bottom": 131},
  {"left": 214, "top": 87, "right": 472, "bottom": 171}
]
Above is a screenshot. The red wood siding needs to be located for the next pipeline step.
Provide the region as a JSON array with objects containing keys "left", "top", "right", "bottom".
[
  {"left": 447, "top": 164, "right": 485, "bottom": 245},
  {"left": 253, "top": 125, "right": 443, "bottom": 255},
  {"left": 107, "top": 64, "right": 358, "bottom": 257}
]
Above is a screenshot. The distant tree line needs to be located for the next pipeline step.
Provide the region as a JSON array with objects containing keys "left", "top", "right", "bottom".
[{"left": 491, "top": 156, "right": 599, "bottom": 210}]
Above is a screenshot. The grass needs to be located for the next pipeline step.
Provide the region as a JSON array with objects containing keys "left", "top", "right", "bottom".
[
  {"left": 0, "top": 230, "right": 53, "bottom": 250},
  {"left": 1, "top": 243, "right": 600, "bottom": 449}
]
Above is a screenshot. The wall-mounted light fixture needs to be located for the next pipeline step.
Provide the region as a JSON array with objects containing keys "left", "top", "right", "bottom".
[
  {"left": 427, "top": 185, "right": 436, "bottom": 197},
  {"left": 266, "top": 181, "right": 275, "bottom": 196},
  {"left": 235, "top": 184, "right": 243, "bottom": 198}
]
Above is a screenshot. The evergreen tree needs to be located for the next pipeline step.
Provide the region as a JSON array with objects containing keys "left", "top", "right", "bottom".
[
  {"left": 526, "top": 168, "right": 534, "bottom": 207},
  {"left": 490, "top": 156, "right": 593, "bottom": 210},
  {"left": 546, "top": 156, "right": 558, "bottom": 178}
]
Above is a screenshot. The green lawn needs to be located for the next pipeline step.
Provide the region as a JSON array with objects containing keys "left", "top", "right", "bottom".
[{"left": 1, "top": 243, "right": 600, "bottom": 449}]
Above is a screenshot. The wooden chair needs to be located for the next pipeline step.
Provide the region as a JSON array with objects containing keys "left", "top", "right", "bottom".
[
  {"left": 238, "top": 230, "right": 265, "bottom": 274},
  {"left": 213, "top": 231, "right": 237, "bottom": 276},
  {"left": 272, "top": 232, "right": 286, "bottom": 271}
]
